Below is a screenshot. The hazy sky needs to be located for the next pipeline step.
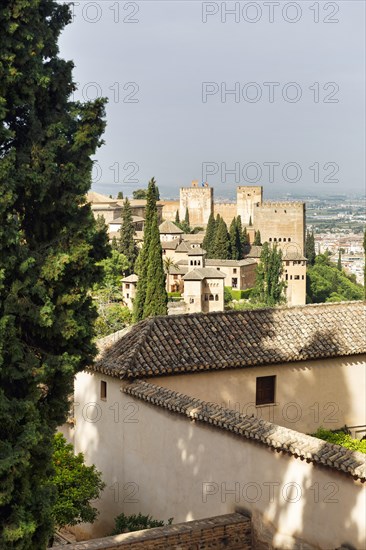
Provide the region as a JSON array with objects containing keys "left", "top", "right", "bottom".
[{"left": 58, "top": 1, "right": 365, "bottom": 199}]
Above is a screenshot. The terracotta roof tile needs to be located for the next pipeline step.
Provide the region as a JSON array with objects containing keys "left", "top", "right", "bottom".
[{"left": 93, "top": 302, "right": 366, "bottom": 379}]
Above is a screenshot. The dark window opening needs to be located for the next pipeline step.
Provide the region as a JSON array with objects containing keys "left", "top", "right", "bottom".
[
  {"left": 101, "top": 381, "right": 107, "bottom": 400},
  {"left": 256, "top": 376, "right": 275, "bottom": 406}
]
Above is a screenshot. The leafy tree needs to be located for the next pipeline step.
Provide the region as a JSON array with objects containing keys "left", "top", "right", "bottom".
[
  {"left": 133, "top": 186, "right": 160, "bottom": 201},
  {"left": 51, "top": 434, "right": 105, "bottom": 532},
  {"left": 253, "top": 230, "right": 262, "bottom": 246},
  {"left": 306, "top": 256, "right": 363, "bottom": 303},
  {"left": 143, "top": 212, "right": 168, "bottom": 318},
  {"left": 132, "top": 189, "right": 148, "bottom": 200},
  {"left": 212, "top": 217, "right": 231, "bottom": 259},
  {"left": 118, "top": 198, "right": 137, "bottom": 273},
  {"left": 0, "top": 1, "right": 108, "bottom": 546},
  {"left": 252, "top": 244, "right": 286, "bottom": 306},
  {"left": 305, "top": 229, "right": 316, "bottom": 266},
  {"left": 94, "top": 303, "right": 131, "bottom": 338},
  {"left": 202, "top": 213, "right": 216, "bottom": 257},
  {"left": 95, "top": 250, "right": 129, "bottom": 298},
  {"left": 229, "top": 218, "right": 241, "bottom": 260},
  {"left": 117, "top": 191, "right": 124, "bottom": 199}
]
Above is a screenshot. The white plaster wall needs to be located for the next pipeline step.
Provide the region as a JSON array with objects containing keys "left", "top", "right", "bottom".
[
  {"left": 154, "top": 355, "right": 366, "bottom": 435},
  {"left": 71, "top": 370, "right": 366, "bottom": 549}
]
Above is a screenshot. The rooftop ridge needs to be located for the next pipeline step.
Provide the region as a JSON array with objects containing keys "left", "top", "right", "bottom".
[
  {"left": 93, "top": 301, "right": 366, "bottom": 379},
  {"left": 124, "top": 380, "right": 366, "bottom": 482}
]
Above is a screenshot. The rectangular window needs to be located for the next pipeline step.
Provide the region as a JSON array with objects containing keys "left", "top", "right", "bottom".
[
  {"left": 294, "top": 275, "right": 300, "bottom": 280},
  {"left": 233, "top": 268, "right": 237, "bottom": 274},
  {"left": 101, "top": 381, "right": 107, "bottom": 400},
  {"left": 232, "top": 278, "right": 238, "bottom": 288},
  {"left": 256, "top": 376, "right": 275, "bottom": 406},
  {"left": 126, "top": 283, "right": 130, "bottom": 289}
]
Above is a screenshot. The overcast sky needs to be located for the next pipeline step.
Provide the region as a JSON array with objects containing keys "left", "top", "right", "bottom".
[{"left": 58, "top": 1, "right": 365, "bottom": 199}]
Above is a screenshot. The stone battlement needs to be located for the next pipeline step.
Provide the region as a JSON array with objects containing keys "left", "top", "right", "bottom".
[{"left": 258, "top": 201, "right": 305, "bottom": 209}]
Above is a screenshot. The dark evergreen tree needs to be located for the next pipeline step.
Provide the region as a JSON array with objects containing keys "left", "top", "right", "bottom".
[
  {"left": 212, "top": 217, "right": 231, "bottom": 259},
  {"left": 252, "top": 244, "right": 286, "bottom": 306},
  {"left": 249, "top": 215, "right": 253, "bottom": 227},
  {"left": 143, "top": 212, "right": 168, "bottom": 317},
  {"left": 242, "top": 225, "right": 250, "bottom": 247},
  {"left": 202, "top": 213, "right": 216, "bottom": 257},
  {"left": 337, "top": 250, "right": 342, "bottom": 271},
  {"left": 117, "top": 191, "right": 124, "bottom": 200},
  {"left": 0, "top": 1, "right": 108, "bottom": 546},
  {"left": 229, "top": 218, "right": 241, "bottom": 260},
  {"left": 133, "top": 178, "right": 157, "bottom": 322},
  {"left": 118, "top": 198, "right": 137, "bottom": 273},
  {"left": 175, "top": 210, "right": 180, "bottom": 223},
  {"left": 253, "top": 230, "right": 262, "bottom": 246},
  {"left": 184, "top": 207, "right": 190, "bottom": 227},
  {"left": 305, "top": 229, "right": 316, "bottom": 266}
]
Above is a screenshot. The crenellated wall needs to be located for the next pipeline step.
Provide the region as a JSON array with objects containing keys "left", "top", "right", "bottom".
[
  {"left": 180, "top": 186, "right": 213, "bottom": 227},
  {"left": 254, "top": 201, "right": 305, "bottom": 255}
]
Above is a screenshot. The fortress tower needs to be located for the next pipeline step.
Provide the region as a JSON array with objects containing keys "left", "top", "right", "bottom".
[
  {"left": 254, "top": 202, "right": 306, "bottom": 255},
  {"left": 180, "top": 180, "right": 213, "bottom": 228},
  {"left": 236, "top": 186, "right": 263, "bottom": 225}
]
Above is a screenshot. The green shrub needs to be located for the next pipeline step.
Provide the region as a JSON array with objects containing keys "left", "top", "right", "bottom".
[
  {"left": 168, "top": 291, "right": 181, "bottom": 298},
  {"left": 241, "top": 288, "right": 253, "bottom": 299},
  {"left": 111, "top": 513, "right": 173, "bottom": 535},
  {"left": 224, "top": 287, "right": 232, "bottom": 304},
  {"left": 312, "top": 428, "right": 366, "bottom": 454}
]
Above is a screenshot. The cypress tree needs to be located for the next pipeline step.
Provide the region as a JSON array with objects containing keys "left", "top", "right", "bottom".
[
  {"left": 0, "top": 1, "right": 108, "bottom": 546},
  {"left": 212, "top": 217, "right": 231, "bottom": 259},
  {"left": 118, "top": 198, "right": 137, "bottom": 273},
  {"left": 202, "top": 213, "right": 216, "bottom": 257},
  {"left": 229, "top": 218, "right": 241, "bottom": 260},
  {"left": 132, "top": 178, "right": 157, "bottom": 322},
  {"left": 143, "top": 212, "right": 168, "bottom": 317},
  {"left": 337, "top": 250, "right": 342, "bottom": 271},
  {"left": 305, "top": 229, "right": 316, "bottom": 265},
  {"left": 253, "top": 230, "right": 262, "bottom": 246},
  {"left": 175, "top": 210, "right": 180, "bottom": 223},
  {"left": 185, "top": 207, "right": 190, "bottom": 227},
  {"left": 242, "top": 225, "right": 249, "bottom": 247},
  {"left": 249, "top": 215, "right": 253, "bottom": 227}
]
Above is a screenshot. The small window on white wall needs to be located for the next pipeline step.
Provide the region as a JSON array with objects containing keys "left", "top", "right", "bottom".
[{"left": 101, "top": 380, "right": 107, "bottom": 400}]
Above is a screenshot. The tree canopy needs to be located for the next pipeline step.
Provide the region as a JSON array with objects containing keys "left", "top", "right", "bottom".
[
  {"left": 0, "top": 1, "right": 108, "bottom": 546},
  {"left": 252, "top": 243, "right": 286, "bottom": 306}
]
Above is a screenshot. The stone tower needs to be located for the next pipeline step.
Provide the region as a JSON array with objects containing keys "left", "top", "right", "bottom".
[
  {"left": 236, "top": 186, "right": 263, "bottom": 226},
  {"left": 180, "top": 180, "right": 213, "bottom": 228}
]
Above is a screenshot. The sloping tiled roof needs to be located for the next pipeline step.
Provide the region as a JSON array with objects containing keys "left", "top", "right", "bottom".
[
  {"left": 159, "top": 220, "right": 183, "bottom": 234},
  {"left": 243, "top": 245, "right": 262, "bottom": 258},
  {"left": 187, "top": 247, "right": 207, "bottom": 256},
  {"left": 122, "top": 274, "right": 138, "bottom": 283},
  {"left": 183, "top": 267, "right": 227, "bottom": 280},
  {"left": 92, "top": 301, "right": 365, "bottom": 380},
  {"left": 87, "top": 191, "right": 116, "bottom": 204},
  {"left": 124, "top": 380, "right": 366, "bottom": 482},
  {"left": 175, "top": 241, "right": 191, "bottom": 253},
  {"left": 205, "top": 259, "right": 257, "bottom": 267},
  {"left": 161, "top": 241, "right": 179, "bottom": 250}
]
